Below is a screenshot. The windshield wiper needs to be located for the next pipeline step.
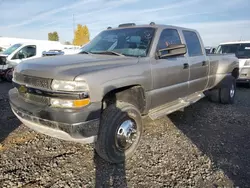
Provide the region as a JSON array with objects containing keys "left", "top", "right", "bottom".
[{"left": 91, "top": 51, "right": 124, "bottom": 56}]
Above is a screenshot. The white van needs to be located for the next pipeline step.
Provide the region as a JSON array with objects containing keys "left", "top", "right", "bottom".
[{"left": 0, "top": 41, "right": 63, "bottom": 81}]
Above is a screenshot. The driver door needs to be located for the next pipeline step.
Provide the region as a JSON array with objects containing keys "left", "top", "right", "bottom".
[{"left": 151, "top": 28, "right": 189, "bottom": 109}]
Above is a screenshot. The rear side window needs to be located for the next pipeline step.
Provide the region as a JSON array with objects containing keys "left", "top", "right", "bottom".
[
  {"left": 157, "top": 29, "right": 182, "bottom": 50},
  {"left": 183, "top": 30, "right": 203, "bottom": 56}
]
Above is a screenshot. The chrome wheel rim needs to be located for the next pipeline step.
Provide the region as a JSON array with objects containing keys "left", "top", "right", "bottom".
[
  {"left": 115, "top": 119, "right": 137, "bottom": 150},
  {"left": 230, "top": 84, "right": 235, "bottom": 98}
]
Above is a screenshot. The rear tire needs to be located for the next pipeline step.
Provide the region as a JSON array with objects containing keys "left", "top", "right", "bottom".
[
  {"left": 219, "top": 76, "right": 236, "bottom": 104},
  {"left": 95, "top": 101, "right": 142, "bottom": 164},
  {"left": 207, "top": 76, "right": 236, "bottom": 104},
  {"left": 207, "top": 89, "right": 220, "bottom": 103}
]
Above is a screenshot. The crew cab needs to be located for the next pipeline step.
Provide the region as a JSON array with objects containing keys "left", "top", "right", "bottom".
[{"left": 9, "top": 23, "right": 239, "bottom": 163}]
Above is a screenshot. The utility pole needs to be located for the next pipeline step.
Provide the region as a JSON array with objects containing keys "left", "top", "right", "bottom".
[{"left": 73, "top": 14, "right": 75, "bottom": 35}]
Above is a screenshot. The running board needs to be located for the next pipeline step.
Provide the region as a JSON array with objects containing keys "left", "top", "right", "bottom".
[{"left": 148, "top": 92, "right": 205, "bottom": 120}]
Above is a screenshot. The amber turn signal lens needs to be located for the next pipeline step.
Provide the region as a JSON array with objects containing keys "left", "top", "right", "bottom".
[{"left": 73, "top": 98, "right": 90, "bottom": 107}]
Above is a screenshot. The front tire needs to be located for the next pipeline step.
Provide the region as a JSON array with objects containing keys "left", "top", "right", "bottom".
[
  {"left": 95, "top": 101, "right": 142, "bottom": 164},
  {"left": 4, "top": 69, "right": 13, "bottom": 82}
]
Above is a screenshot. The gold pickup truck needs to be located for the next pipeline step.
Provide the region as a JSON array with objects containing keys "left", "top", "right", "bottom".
[{"left": 9, "top": 22, "right": 239, "bottom": 163}]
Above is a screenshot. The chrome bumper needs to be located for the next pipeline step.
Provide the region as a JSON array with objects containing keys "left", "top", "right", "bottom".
[{"left": 12, "top": 107, "right": 97, "bottom": 144}]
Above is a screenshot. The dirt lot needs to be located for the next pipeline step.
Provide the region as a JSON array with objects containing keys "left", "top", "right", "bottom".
[{"left": 0, "top": 81, "right": 250, "bottom": 188}]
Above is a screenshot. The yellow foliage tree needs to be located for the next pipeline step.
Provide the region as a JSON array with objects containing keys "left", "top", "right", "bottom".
[{"left": 73, "top": 24, "right": 90, "bottom": 46}]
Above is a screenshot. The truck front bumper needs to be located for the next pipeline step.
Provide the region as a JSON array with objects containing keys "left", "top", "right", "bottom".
[
  {"left": 9, "top": 88, "right": 101, "bottom": 144},
  {"left": 237, "top": 67, "right": 250, "bottom": 83}
]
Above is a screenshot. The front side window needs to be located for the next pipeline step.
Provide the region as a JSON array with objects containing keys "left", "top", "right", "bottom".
[
  {"left": 12, "top": 45, "right": 36, "bottom": 60},
  {"left": 80, "top": 27, "right": 155, "bottom": 57},
  {"left": 183, "top": 30, "right": 203, "bottom": 56},
  {"left": 157, "top": 29, "right": 182, "bottom": 50},
  {"left": 156, "top": 29, "right": 182, "bottom": 58}
]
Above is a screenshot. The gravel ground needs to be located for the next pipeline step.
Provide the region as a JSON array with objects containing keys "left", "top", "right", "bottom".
[{"left": 0, "top": 81, "right": 250, "bottom": 188}]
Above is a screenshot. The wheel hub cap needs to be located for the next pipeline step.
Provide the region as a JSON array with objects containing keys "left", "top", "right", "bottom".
[
  {"left": 116, "top": 120, "right": 137, "bottom": 150},
  {"left": 230, "top": 84, "right": 235, "bottom": 98}
]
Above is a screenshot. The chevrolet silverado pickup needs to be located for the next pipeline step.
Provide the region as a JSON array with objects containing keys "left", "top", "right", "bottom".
[{"left": 9, "top": 23, "right": 239, "bottom": 163}]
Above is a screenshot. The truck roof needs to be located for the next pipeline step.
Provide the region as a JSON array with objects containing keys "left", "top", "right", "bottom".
[
  {"left": 107, "top": 23, "right": 198, "bottom": 33},
  {"left": 220, "top": 41, "right": 250, "bottom": 45}
]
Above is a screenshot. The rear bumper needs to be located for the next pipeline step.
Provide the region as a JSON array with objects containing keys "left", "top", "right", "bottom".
[
  {"left": 237, "top": 68, "right": 250, "bottom": 83},
  {"left": 9, "top": 88, "right": 101, "bottom": 143}
]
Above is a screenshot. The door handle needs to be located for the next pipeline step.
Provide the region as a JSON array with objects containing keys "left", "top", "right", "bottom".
[
  {"left": 202, "top": 61, "right": 207, "bottom": 66},
  {"left": 183, "top": 63, "right": 189, "bottom": 69}
]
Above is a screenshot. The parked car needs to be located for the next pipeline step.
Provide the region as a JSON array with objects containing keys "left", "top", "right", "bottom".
[
  {"left": 205, "top": 46, "right": 216, "bottom": 54},
  {"left": 42, "top": 49, "right": 65, "bottom": 56},
  {"left": 216, "top": 41, "right": 250, "bottom": 86},
  {"left": 9, "top": 22, "right": 239, "bottom": 163},
  {"left": 0, "top": 41, "right": 63, "bottom": 81},
  {"left": 63, "top": 45, "right": 81, "bottom": 55}
]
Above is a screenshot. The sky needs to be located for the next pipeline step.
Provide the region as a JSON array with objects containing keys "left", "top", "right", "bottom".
[{"left": 1, "top": 0, "right": 250, "bottom": 46}]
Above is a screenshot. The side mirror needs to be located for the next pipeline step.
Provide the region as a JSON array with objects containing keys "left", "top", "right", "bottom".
[{"left": 157, "top": 44, "right": 187, "bottom": 58}]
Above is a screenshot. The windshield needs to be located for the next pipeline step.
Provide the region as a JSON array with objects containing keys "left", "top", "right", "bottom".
[
  {"left": 80, "top": 27, "right": 155, "bottom": 57},
  {"left": 216, "top": 43, "right": 250, "bottom": 59},
  {"left": 2, "top": 43, "right": 22, "bottom": 55}
]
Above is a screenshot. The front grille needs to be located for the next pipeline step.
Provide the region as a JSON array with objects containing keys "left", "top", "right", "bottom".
[
  {"left": 14, "top": 72, "right": 52, "bottom": 90},
  {"left": 20, "top": 92, "right": 50, "bottom": 105},
  {"left": 0, "top": 56, "right": 6, "bottom": 65}
]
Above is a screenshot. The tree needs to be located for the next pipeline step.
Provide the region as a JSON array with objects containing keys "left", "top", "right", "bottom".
[
  {"left": 48, "top": 31, "right": 59, "bottom": 41},
  {"left": 73, "top": 24, "right": 90, "bottom": 46},
  {"left": 64, "top": 41, "right": 71, "bottom": 45}
]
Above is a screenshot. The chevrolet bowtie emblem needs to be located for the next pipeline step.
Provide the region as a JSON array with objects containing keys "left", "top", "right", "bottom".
[{"left": 19, "top": 85, "right": 27, "bottom": 93}]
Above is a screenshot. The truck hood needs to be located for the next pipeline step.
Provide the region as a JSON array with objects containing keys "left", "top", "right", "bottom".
[{"left": 15, "top": 54, "right": 139, "bottom": 80}]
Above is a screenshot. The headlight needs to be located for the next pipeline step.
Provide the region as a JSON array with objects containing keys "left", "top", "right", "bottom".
[
  {"left": 51, "top": 80, "right": 89, "bottom": 91},
  {"left": 244, "top": 60, "right": 250, "bottom": 66},
  {"left": 50, "top": 98, "right": 90, "bottom": 108},
  {"left": 0, "top": 57, "right": 6, "bottom": 65}
]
